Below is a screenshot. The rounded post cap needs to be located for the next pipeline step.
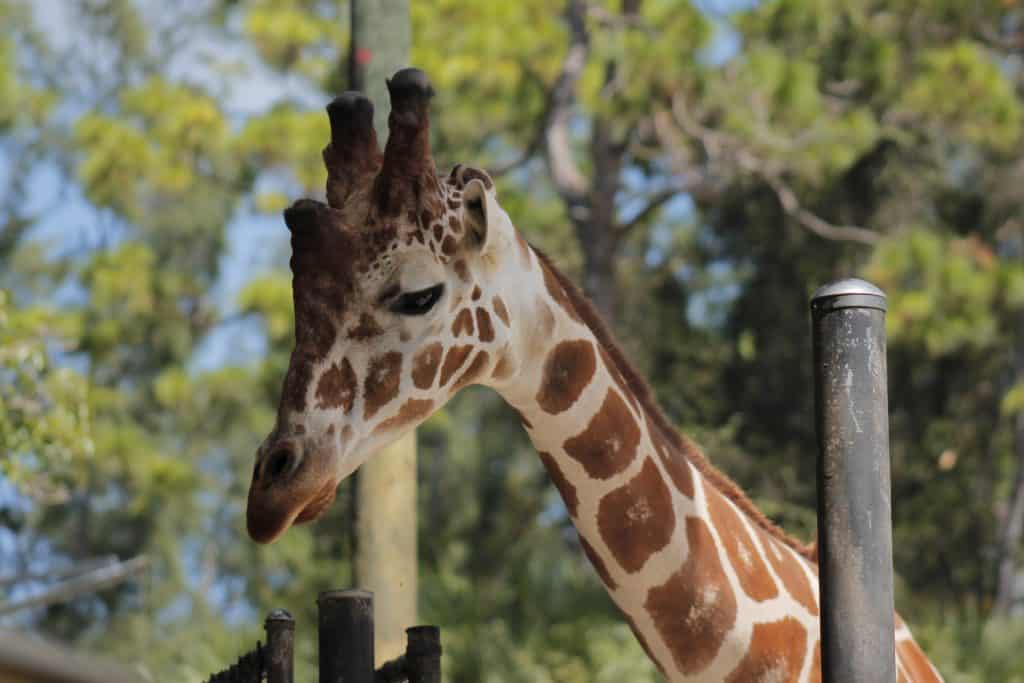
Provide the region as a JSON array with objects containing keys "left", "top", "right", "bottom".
[
  {"left": 811, "top": 278, "right": 886, "bottom": 313},
  {"left": 317, "top": 588, "right": 373, "bottom": 603},
  {"left": 266, "top": 608, "right": 294, "bottom": 623}
]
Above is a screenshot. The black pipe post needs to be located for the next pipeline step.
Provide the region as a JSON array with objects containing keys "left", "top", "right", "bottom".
[
  {"left": 318, "top": 589, "right": 374, "bottom": 683},
  {"left": 404, "top": 626, "right": 441, "bottom": 683},
  {"left": 811, "top": 279, "right": 896, "bottom": 682},
  {"left": 264, "top": 608, "right": 295, "bottom": 683}
]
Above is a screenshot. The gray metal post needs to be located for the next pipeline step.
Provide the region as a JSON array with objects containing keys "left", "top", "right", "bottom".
[
  {"left": 404, "top": 626, "right": 441, "bottom": 683},
  {"left": 318, "top": 589, "right": 374, "bottom": 683},
  {"left": 811, "top": 279, "right": 896, "bottom": 682},
  {"left": 264, "top": 609, "right": 295, "bottom": 683}
]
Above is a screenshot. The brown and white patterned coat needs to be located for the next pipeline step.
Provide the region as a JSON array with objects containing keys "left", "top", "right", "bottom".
[{"left": 245, "top": 68, "right": 942, "bottom": 683}]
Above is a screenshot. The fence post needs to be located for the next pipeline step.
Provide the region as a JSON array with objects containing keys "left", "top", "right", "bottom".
[
  {"left": 811, "top": 279, "right": 896, "bottom": 682},
  {"left": 264, "top": 608, "right": 294, "bottom": 683},
  {"left": 404, "top": 626, "right": 441, "bottom": 683},
  {"left": 318, "top": 589, "right": 374, "bottom": 683}
]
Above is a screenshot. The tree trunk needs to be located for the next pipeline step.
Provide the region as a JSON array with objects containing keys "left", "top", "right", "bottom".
[
  {"left": 349, "top": 0, "right": 418, "bottom": 665},
  {"left": 994, "top": 316, "right": 1024, "bottom": 615},
  {"left": 578, "top": 115, "right": 623, "bottom": 322}
]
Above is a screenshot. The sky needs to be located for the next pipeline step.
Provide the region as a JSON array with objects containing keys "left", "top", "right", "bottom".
[
  {"left": 2, "top": 0, "right": 754, "bottom": 615},
  {"left": 11, "top": 0, "right": 753, "bottom": 365}
]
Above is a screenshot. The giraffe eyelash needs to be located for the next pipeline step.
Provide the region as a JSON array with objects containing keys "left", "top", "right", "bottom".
[{"left": 388, "top": 284, "right": 445, "bottom": 316}]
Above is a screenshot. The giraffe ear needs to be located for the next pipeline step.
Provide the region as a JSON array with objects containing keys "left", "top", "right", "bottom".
[{"left": 462, "top": 177, "right": 508, "bottom": 254}]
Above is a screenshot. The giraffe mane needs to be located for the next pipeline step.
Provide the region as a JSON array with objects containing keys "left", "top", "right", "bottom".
[{"left": 532, "top": 248, "right": 817, "bottom": 563}]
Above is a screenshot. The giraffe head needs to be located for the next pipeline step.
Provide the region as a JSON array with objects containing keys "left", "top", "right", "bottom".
[{"left": 246, "top": 69, "right": 528, "bottom": 543}]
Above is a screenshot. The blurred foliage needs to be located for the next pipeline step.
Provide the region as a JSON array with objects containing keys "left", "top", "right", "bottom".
[{"left": 1, "top": 0, "right": 1023, "bottom": 681}]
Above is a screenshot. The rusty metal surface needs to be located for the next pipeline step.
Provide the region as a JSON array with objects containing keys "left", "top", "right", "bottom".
[
  {"left": 318, "top": 589, "right": 375, "bottom": 683},
  {"left": 265, "top": 608, "right": 295, "bottom": 683},
  {"left": 205, "top": 643, "right": 263, "bottom": 683},
  {"left": 812, "top": 283, "right": 896, "bottom": 682},
  {"left": 404, "top": 626, "right": 440, "bottom": 683}
]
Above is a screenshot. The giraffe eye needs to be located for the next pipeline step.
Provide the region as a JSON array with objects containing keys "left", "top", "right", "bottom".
[{"left": 390, "top": 284, "right": 444, "bottom": 316}]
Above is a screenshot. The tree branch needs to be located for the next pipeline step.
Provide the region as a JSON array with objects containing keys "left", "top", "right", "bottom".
[
  {"left": 0, "top": 556, "right": 149, "bottom": 617},
  {"left": 542, "top": 0, "right": 590, "bottom": 203},
  {"left": 661, "top": 95, "right": 880, "bottom": 245},
  {"left": 617, "top": 188, "right": 680, "bottom": 236}
]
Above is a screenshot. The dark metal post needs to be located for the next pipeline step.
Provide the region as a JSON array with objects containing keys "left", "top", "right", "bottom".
[
  {"left": 811, "top": 279, "right": 896, "bottom": 682},
  {"left": 264, "top": 609, "right": 294, "bottom": 683},
  {"left": 404, "top": 626, "right": 441, "bottom": 683},
  {"left": 318, "top": 589, "right": 375, "bottom": 683}
]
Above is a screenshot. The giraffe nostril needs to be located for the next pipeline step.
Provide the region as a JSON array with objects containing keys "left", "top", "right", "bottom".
[{"left": 266, "top": 448, "right": 295, "bottom": 482}]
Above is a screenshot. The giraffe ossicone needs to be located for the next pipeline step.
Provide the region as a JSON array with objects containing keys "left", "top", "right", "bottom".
[{"left": 245, "top": 67, "right": 943, "bottom": 682}]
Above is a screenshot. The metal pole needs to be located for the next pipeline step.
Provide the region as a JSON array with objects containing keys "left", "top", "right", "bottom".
[
  {"left": 265, "top": 608, "right": 295, "bottom": 683},
  {"left": 811, "top": 279, "right": 896, "bottom": 682},
  {"left": 318, "top": 589, "right": 374, "bottom": 683},
  {"left": 404, "top": 626, "right": 441, "bottom": 683}
]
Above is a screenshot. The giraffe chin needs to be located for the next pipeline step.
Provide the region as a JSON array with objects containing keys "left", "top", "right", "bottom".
[
  {"left": 246, "top": 479, "right": 339, "bottom": 544},
  {"left": 294, "top": 480, "right": 339, "bottom": 525}
]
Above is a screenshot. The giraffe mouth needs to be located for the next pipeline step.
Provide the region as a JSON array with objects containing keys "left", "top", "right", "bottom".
[
  {"left": 294, "top": 479, "right": 339, "bottom": 524},
  {"left": 247, "top": 476, "right": 339, "bottom": 543}
]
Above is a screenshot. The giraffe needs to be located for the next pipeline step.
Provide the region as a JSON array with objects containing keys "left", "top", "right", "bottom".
[{"left": 245, "top": 67, "right": 943, "bottom": 682}]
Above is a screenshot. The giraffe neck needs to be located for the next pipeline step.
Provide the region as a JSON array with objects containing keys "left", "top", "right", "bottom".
[{"left": 492, "top": 250, "right": 824, "bottom": 681}]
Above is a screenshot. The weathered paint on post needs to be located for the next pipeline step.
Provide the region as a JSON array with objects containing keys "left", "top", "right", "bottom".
[
  {"left": 405, "top": 626, "right": 441, "bottom": 683},
  {"left": 318, "top": 589, "right": 374, "bottom": 683},
  {"left": 265, "top": 608, "right": 295, "bottom": 683},
  {"left": 811, "top": 279, "right": 896, "bottom": 682}
]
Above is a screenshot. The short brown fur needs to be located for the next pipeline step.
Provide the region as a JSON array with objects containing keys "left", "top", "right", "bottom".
[{"left": 532, "top": 248, "right": 816, "bottom": 562}]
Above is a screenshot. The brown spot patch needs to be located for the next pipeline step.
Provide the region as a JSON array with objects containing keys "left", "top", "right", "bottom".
[
  {"left": 433, "top": 224, "right": 443, "bottom": 241},
  {"left": 563, "top": 389, "right": 640, "bottom": 479},
  {"left": 600, "top": 346, "right": 640, "bottom": 413},
  {"left": 724, "top": 617, "right": 807, "bottom": 683},
  {"left": 897, "top": 640, "right": 942, "bottom": 683},
  {"left": 281, "top": 353, "right": 313, "bottom": 413},
  {"left": 374, "top": 398, "right": 434, "bottom": 434},
  {"left": 453, "top": 350, "right": 489, "bottom": 389},
  {"left": 535, "top": 339, "right": 596, "bottom": 414},
  {"left": 315, "top": 358, "right": 357, "bottom": 414},
  {"left": 764, "top": 536, "right": 819, "bottom": 616},
  {"left": 412, "top": 342, "right": 443, "bottom": 389},
  {"left": 538, "top": 451, "right": 578, "bottom": 516},
  {"left": 650, "top": 416, "right": 695, "bottom": 498},
  {"left": 646, "top": 517, "right": 737, "bottom": 676},
  {"left": 706, "top": 486, "right": 779, "bottom": 602},
  {"left": 579, "top": 536, "right": 617, "bottom": 590},
  {"left": 452, "top": 308, "right": 474, "bottom": 337},
  {"left": 516, "top": 233, "right": 532, "bottom": 269},
  {"left": 439, "top": 345, "right": 473, "bottom": 386},
  {"left": 348, "top": 313, "right": 383, "bottom": 340},
  {"left": 447, "top": 198, "right": 461, "bottom": 210},
  {"left": 441, "top": 235, "right": 457, "bottom": 256},
  {"left": 597, "top": 458, "right": 674, "bottom": 572},
  {"left": 363, "top": 351, "right": 403, "bottom": 419},
  {"left": 476, "top": 308, "right": 494, "bottom": 342},
  {"left": 492, "top": 348, "right": 516, "bottom": 381},
  {"left": 471, "top": 285, "right": 482, "bottom": 301},
  {"left": 453, "top": 259, "right": 470, "bottom": 282},
  {"left": 540, "top": 259, "right": 582, "bottom": 323},
  {"left": 492, "top": 296, "right": 510, "bottom": 326}
]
